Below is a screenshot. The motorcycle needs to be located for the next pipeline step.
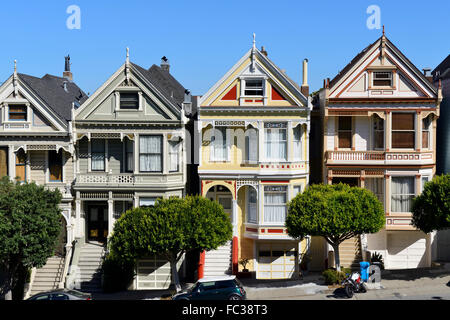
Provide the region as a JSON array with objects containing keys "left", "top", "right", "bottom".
[{"left": 342, "top": 272, "right": 367, "bottom": 298}]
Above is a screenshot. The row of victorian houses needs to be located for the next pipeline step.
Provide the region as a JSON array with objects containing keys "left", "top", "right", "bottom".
[{"left": 0, "top": 31, "right": 448, "bottom": 293}]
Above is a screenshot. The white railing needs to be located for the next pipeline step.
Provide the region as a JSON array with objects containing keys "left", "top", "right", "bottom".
[
  {"left": 77, "top": 174, "right": 135, "bottom": 185},
  {"left": 327, "top": 151, "right": 433, "bottom": 163}
]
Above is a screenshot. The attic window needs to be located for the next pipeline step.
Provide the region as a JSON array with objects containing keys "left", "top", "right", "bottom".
[
  {"left": 373, "top": 72, "right": 392, "bottom": 87},
  {"left": 244, "top": 79, "right": 264, "bottom": 96},
  {"left": 9, "top": 105, "right": 27, "bottom": 121},
  {"left": 120, "top": 92, "right": 139, "bottom": 109}
]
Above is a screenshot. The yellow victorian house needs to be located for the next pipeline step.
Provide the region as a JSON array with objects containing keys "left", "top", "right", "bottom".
[{"left": 197, "top": 36, "right": 312, "bottom": 280}]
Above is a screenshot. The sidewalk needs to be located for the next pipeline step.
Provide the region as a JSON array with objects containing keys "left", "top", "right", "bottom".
[{"left": 91, "top": 263, "right": 450, "bottom": 300}]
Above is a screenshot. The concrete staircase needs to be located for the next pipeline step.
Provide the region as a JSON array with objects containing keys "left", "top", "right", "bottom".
[
  {"left": 75, "top": 242, "right": 105, "bottom": 293},
  {"left": 339, "top": 236, "right": 363, "bottom": 270},
  {"left": 30, "top": 256, "right": 64, "bottom": 296},
  {"left": 204, "top": 241, "right": 232, "bottom": 277}
]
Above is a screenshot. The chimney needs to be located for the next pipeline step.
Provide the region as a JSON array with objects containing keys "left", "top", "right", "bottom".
[
  {"left": 161, "top": 56, "right": 170, "bottom": 72},
  {"left": 63, "top": 55, "right": 73, "bottom": 81},
  {"left": 422, "top": 68, "right": 433, "bottom": 83},
  {"left": 301, "top": 58, "right": 309, "bottom": 97},
  {"left": 260, "top": 46, "right": 268, "bottom": 57}
]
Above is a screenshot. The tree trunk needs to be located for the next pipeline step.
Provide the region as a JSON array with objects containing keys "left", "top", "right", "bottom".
[
  {"left": 332, "top": 243, "right": 341, "bottom": 272},
  {"left": 170, "top": 258, "right": 181, "bottom": 293}
]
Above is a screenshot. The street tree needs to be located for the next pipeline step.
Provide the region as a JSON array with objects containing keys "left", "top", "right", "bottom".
[
  {"left": 0, "top": 177, "right": 62, "bottom": 300},
  {"left": 108, "top": 195, "right": 232, "bottom": 292},
  {"left": 286, "top": 183, "right": 385, "bottom": 271},
  {"left": 412, "top": 174, "right": 450, "bottom": 233}
]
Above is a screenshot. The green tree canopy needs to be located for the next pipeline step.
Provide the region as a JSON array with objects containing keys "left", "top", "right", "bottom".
[
  {"left": 0, "top": 177, "right": 62, "bottom": 299},
  {"left": 286, "top": 183, "right": 385, "bottom": 271},
  {"left": 108, "top": 195, "right": 232, "bottom": 292},
  {"left": 412, "top": 174, "right": 450, "bottom": 233}
]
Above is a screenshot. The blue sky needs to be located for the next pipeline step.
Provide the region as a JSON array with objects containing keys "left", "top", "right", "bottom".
[{"left": 0, "top": 0, "right": 448, "bottom": 96}]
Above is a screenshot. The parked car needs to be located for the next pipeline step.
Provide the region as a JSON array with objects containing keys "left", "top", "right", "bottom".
[
  {"left": 27, "top": 289, "right": 92, "bottom": 300},
  {"left": 172, "top": 275, "right": 246, "bottom": 300}
]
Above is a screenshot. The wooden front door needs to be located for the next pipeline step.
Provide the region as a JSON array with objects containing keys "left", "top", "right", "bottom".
[{"left": 88, "top": 205, "right": 108, "bottom": 243}]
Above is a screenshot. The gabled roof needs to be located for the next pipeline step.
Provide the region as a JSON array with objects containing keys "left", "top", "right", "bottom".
[
  {"left": 328, "top": 35, "right": 437, "bottom": 95},
  {"left": 18, "top": 73, "right": 88, "bottom": 122},
  {"left": 200, "top": 46, "right": 308, "bottom": 107},
  {"left": 131, "top": 63, "right": 186, "bottom": 108}
]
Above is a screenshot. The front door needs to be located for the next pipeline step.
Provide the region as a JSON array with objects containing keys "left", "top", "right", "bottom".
[{"left": 88, "top": 205, "right": 108, "bottom": 243}]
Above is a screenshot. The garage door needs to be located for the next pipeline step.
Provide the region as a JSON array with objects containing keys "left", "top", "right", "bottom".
[
  {"left": 257, "top": 242, "right": 298, "bottom": 279},
  {"left": 136, "top": 256, "right": 171, "bottom": 290},
  {"left": 436, "top": 229, "right": 450, "bottom": 261},
  {"left": 387, "top": 232, "right": 428, "bottom": 269}
]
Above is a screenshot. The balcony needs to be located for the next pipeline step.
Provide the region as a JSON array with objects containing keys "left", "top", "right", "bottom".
[
  {"left": 75, "top": 172, "right": 183, "bottom": 189},
  {"left": 326, "top": 151, "right": 434, "bottom": 165}
]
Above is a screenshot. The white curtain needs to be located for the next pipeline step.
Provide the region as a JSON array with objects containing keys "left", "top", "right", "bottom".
[
  {"left": 212, "top": 127, "right": 228, "bottom": 161},
  {"left": 91, "top": 139, "right": 105, "bottom": 171},
  {"left": 245, "top": 129, "right": 258, "bottom": 162},
  {"left": 293, "top": 125, "right": 302, "bottom": 161},
  {"left": 264, "top": 192, "right": 287, "bottom": 223},
  {"left": 366, "top": 178, "right": 384, "bottom": 205},
  {"left": 169, "top": 141, "right": 180, "bottom": 172},
  {"left": 265, "top": 128, "right": 287, "bottom": 161},
  {"left": 247, "top": 188, "right": 257, "bottom": 223},
  {"left": 139, "top": 136, "right": 162, "bottom": 172},
  {"left": 391, "top": 177, "right": 414, "bottom": 212}
]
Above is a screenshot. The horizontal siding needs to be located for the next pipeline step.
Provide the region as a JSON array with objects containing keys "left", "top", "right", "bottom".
[
  {"left": 63, "top": 151, "right": 74, "bottom": 183},
  {"left": 29, "top": 151, "right": 46, "bottom": 184},
  {"left": 78, "top": 138, "right": 89, "bottom": 173}
]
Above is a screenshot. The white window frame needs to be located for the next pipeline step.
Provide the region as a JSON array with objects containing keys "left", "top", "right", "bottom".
[
  {"left": 139, "top": 135, "right": 163, "bottom": 173},
  {"left": 372, "top": 71, "right": 393, "bottom": 87},
  {"left": 422, "top": 116, "right": 431, "bottom": 150},
  {"left": 210, "top": 127, "right": 230, "bottom": 162},
  {"left": 263, "top": 185, "right": 287, "bottom": 225},
  {"left": 246, "top": 187, "right": 258, "bottom": 224},
  {"left": 292, "top": 125, "right": 303, "bottom": 161},
  {"left": 372, "top": 115, "right": 385, "bottom": 150},
  {"left": 169, "top": 140, "right": 180, "bottom": 172},
  {"left": 391, "top": 176, "right": 415, "bottom": 213},
  {"left": 264, "top": 123, "right": 287, "bottom": 162}
]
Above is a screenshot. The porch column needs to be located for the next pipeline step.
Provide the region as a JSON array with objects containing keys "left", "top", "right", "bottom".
[
  {"left": 8, "top": 145, "right": 15, "bottom": 179},
  {"left": 232, "top": 199, "right": 238, "bottom": 236},
  {"left": 385, "top": 111, "right": 391, "bottom": 151},
  {"left": 108, "top": 191, "right": 114, "bottom": 236},
  {"left": 75, "top": 191, "right": 81, "bottom": 238},
  {"left": 416, "top": 111, "right": 422, "bottom": 151}
]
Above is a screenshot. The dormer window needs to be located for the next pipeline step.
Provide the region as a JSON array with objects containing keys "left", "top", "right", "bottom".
[
  {"left": 9, "top": 105, "right": 27, "bottom": 121},
  {"left": 373, "top": 72, "right": 392, "bottom": 87},
  {"left": 120, "top": 92, "right": 139, "bottom": 109},
  {"left": 244, "top": 79, "right": 264, "bottom": 96}
]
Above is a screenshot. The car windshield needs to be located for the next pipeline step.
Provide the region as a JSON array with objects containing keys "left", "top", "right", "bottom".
[{"left": 64, "top": 289, "right": 87, "bottom": 298}]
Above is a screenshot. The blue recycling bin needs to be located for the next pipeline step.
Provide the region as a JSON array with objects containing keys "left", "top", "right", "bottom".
[{"left": 360, "top": 261, "right": 370, "bottom": 282}]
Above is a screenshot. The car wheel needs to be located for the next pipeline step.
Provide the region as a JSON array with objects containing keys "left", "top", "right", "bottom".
[{"left": 228, "top": 294, "right": 242, "bottom": 300}]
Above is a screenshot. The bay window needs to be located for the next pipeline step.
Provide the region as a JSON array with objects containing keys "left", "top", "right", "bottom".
[
  {"left": 125, "top": 138, "right": 133, "bottom": 172},
  {"left": 169, "top": 141, "right": 180, "bottom": 172},
  {"left": 391, "top": 176, "right": 415, "bottom": 212},
  {"left": 211, "top": 127, "right": 228, "bottom": 161},
  {"left": 49, "top": 150, "right": 63, "bottom": 182},
  {"left": 263, "top": 186, "right": 287, "bottom": 223},
  {"left": 338, "top": 116, "right": 352, "bottom": 149},
  {"left": 264, "top": 123, "right": 287, "bottom": 161},
  {"left": 91, "top": 139, "right": 105, "bottom": 171},
  {"left": 422, "top": 116, "right": 431, "bottom": 149},
  {"left": 139, "top": 135, "right": 162, "bottom": 172},
  {"left": 245, "top": 128, "right": 258, "bottom": 162},
  {"left": 373, "top": 116, "right": 384, "bottom": 149},
  {"left": 247, "top": 187, "right": 257, "bottom": 223},
  {"left": 392, "top": 113, "right": 415, "bottom": 149},
  {"left": 293, "top": 125, "right": 302, "bottom": 160}
]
